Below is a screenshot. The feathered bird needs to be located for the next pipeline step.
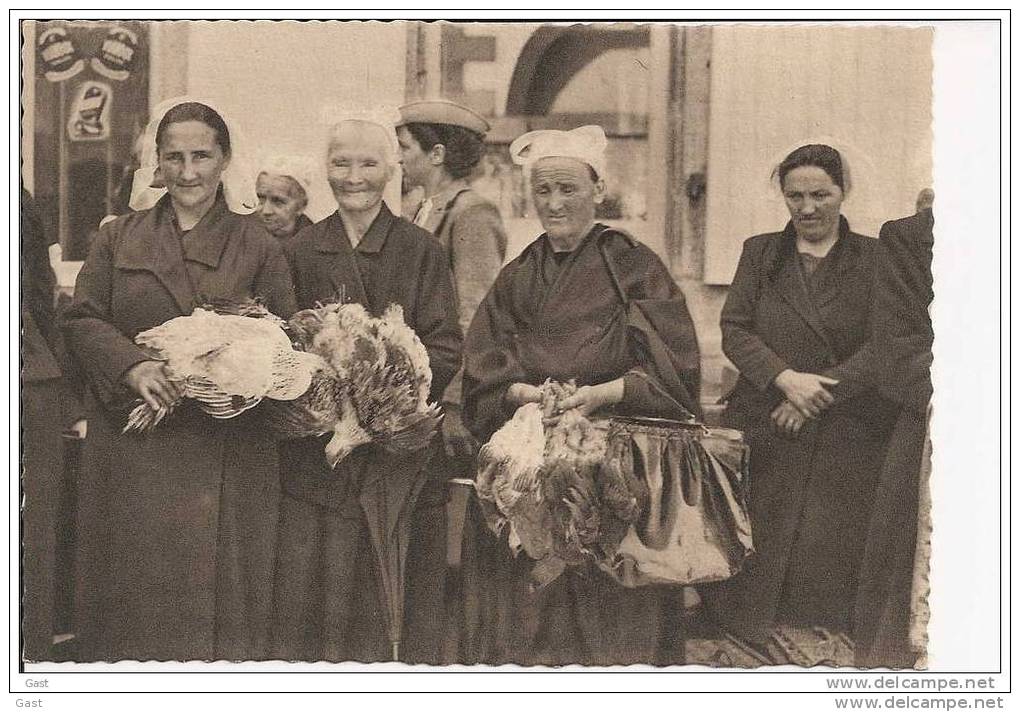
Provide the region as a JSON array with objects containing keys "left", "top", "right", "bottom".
[
  {"left": 475, "top": 379, "right": 651, "bottom": 586},
  {"left": 256, "top": 358, "right": 346, "bottom": 442},
  {"left": 264, "top": 301, "right": 442, "bottom": 467},
  {"left": 475, "top": 402, "right": 546, "bottom": 498},
  {"left": 541, "top": 459, "right": 602, "bottom": 563},
  {"left": 596, "top": 436, "right": 648, "bottom": 525},
  {"left": 123, "top": 306, "right": 324, "bottom": 433}
]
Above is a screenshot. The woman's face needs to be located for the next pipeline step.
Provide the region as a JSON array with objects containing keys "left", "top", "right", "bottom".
[
  {"left": 396, "top": 126, "right": 431, "bottom": 192},
  {"left": 327, "top": 122, "right": 394, "bottom": 215},
  {"left": 157, "top": 120, "right": 229, "bottom": 211},
  {"left": 781, "top": 165, "right": 844, "bottom": 242},
  {"left": 256, "top": 172, "right": 307, "bottom": 238},
  {"left": 530, "top": 156, "right": 605, "bottom": 245}
]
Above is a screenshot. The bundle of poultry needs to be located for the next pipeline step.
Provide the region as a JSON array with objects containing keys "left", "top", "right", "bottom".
[
  {"left": 123, "top": 302, "right": 323, "bottom": 433},
  {"left": 260, "top": 301, "right": 442, "bottom": 467},
  {"left": 124, "top": 298, "right": 441, "bottom": 469},
  {"left": 475, "top": 379, "right": 649, "bottom": 588}
]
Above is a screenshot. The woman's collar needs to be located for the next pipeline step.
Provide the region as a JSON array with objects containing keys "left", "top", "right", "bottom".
[
  {"left": 159, "top": 185, "right": 229, "bottom": 229},
  {"left": 545, "top": 221, "right": 603, "bottom": 253},
  {"left": 781, "top": 214, "right": 851, "bottom": 243},
  {"left": 332, "top": 202, "right": 395, "bottom": 254}
]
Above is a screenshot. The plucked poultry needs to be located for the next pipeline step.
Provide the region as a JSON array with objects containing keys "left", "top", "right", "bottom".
[
  {"left": 123, "top": 304, "right": 325, "bottom": 433},
  {"left": 262, "top": 301, "right": 442, "bottom": 467},
  {"left": 474, "top": 379, "right": 649, "bottom": 587}
]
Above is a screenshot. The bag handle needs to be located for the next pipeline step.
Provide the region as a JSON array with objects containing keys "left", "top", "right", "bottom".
[{"left": 595, "top": 227, "right": 630, "bottom": 306}]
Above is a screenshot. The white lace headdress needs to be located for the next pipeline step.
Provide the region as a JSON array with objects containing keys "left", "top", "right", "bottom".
[{"left": 130, "top": 96, "right": 258, "bottom": 214}]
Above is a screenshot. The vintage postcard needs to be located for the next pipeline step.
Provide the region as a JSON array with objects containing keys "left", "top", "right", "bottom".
[{"left": 12, "top": 11, "right": 1006, "bottom": 706}]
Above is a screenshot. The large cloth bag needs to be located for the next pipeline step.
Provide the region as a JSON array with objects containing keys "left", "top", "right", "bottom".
[{"left": 598, "top": 420, "right": 754, "bottom": 588}]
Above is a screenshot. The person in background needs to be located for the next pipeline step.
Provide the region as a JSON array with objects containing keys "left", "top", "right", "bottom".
[
  {"left": 21, "top": 185, "right": 84, "bottom": 660},
  {"left": 254, "top": 154, "right": 316, "bottom": 245},
  {"left": 62, "top": 99, "right": 296, "bottom": 661},
  {"left": 271, "top": 110, "right": 462, "bottom": 664},
  {"left": 396, "top": 99, "right": 508, "bottom": 466},
  {"left": 460, "top": 125, "right": 700, "bottom": 665},
  {"left": 854, "top": 200, "right": 934, "bottom": 668},
  {"left": 704, "top": 144, "right": 891, "bottom": 665},
  {"left": 395, "top": 101, "right": 509, "bottom": 628}
]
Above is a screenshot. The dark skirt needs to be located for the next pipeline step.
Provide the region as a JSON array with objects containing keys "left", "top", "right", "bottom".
[
  {"left": 451, "top": 498, "right": 686, "bottom": 667},
  {"left": 22, "top": 380, "right": 64, "bottom": 661},
  {"left": 702, "top": 401, "right": 888, "bottom": 645},
  {"left": 271, "top": 494, "right": 448, "bottom": 664},
  {"left": 73, "top": 408, "right": 281, "bottom": 661},
  {"left": 853, "top": 407, "right": 928, "bottom": 668}
]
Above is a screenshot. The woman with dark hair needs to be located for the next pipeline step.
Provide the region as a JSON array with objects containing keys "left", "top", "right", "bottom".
[
  {"left": 396, "top": 100, "right": 507, "bottom": 467},
  {"left": 702, "top": 143, "right": 892, "bottom": 664},
  {"left": 62, "top": 98, "right": 296, "bottom": 661}
]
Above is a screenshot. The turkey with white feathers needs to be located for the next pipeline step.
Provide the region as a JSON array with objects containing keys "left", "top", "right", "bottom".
[{"left": 123, "top": 305, "right": 324, "bottom": 433}]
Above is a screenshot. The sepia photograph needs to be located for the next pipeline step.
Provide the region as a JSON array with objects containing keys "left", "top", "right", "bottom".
[{"left": 11, "top": 9, "right": 1006, "bottom": 705}]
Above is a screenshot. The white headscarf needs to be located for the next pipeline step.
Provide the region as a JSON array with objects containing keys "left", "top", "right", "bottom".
[
  {"left": 768, "top": 135, "right": 877, "bottom": 200},
  {"left": 129, "top": 96, "right": 257, "bottom": 214},
  {"left": 320, "top": 104, "right": 401, "bottom": 164},
  {"left": 509, "top": 125, "right": 609, "bottom": 181},
  {"left": 255, "top": 153, "right": 317, "bottom": 199},
  {"left": 319, "top": 104, "right": 403, "bottom": 212}
]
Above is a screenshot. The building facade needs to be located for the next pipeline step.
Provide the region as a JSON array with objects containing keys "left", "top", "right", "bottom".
[{"left": 22, "top": 20, "right": 933, "bottom": 403}]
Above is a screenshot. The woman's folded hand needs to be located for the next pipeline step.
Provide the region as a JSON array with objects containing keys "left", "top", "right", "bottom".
[
  {"left": 770, "top": 400, "right": 807, "bottom": 437},
  {"left": 773, "top": 369, "right": 838, "bottom": 418}
]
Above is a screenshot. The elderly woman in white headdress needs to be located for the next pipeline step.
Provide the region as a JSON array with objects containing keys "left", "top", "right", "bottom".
[
  {"left": 61, "top": 98, "right": 297, "bottom": 661},
  {"left": 254, "top": 153, "right": 316, "bottom": 244},
  {"left": 271, "top": 108, "right": 461, "bottom": 664},
  {"left": 458, "top": 126, "right": 701, "bottom": 666}
]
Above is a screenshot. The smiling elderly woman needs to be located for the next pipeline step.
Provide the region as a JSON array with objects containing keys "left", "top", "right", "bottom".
[
  {"left": 457, "top": 126, "right": 701, "bottom": 666},
  {"left": 270, "top": 111, "right": 462, "bottom": 664}
]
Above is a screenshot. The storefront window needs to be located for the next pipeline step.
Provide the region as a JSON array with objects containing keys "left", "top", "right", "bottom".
[{"left": 30, "top": 20, "right": 149, "bottom": 261}]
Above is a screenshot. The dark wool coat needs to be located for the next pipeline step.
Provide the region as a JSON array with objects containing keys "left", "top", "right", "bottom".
[
  {"left": 702, "top": 217, "right": 894, "bottom": 642},
  {"left": 21, "top": 187, "right": 68, "bottom": 660},
  {"left": 272, "top": 204, "right": 462, "bottom": 663},
  {"left": 455, "top": 225, "right": 700, "bottom": 665},
  {"left": 854, "top": 209, "right": 934, "bottom": 668},
  {"left": 62, "top": 192, "right": 297, "bottom": 661}
]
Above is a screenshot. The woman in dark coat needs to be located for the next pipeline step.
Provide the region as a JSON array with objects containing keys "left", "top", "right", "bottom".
[
  {"left": 62, "top": 100, "right": 297, "bottom": 661},
  {"left": 21, "top": 186, "right": 81, "bottom": 660},
  {"left": 459, "top": 126, "right": 701, "bottom": 666},
  {"left": 853, "top": 206, "right": 934, "bottom": 668},
  {"left": 270, "top": 116, "right": 462, "bottom": 664},
  {"left": 703, "top": 144, "right": 892, "bottom": 660}
]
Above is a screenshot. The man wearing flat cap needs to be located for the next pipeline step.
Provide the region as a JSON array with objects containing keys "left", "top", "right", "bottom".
[{"left": 397, "top": 100, "right": 508, "bottom": 489}]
